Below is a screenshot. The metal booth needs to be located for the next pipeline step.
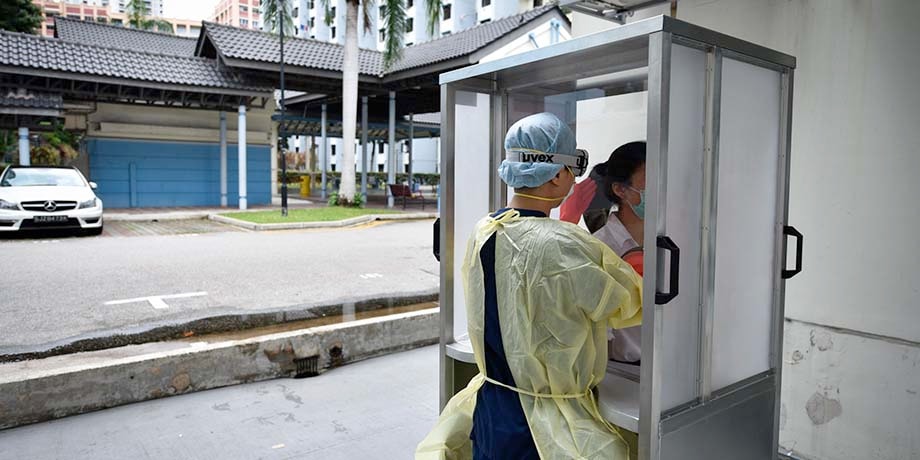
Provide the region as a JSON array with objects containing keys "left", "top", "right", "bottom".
[{"left": 437, "top": 15, "right": 802, "bottom": 460}]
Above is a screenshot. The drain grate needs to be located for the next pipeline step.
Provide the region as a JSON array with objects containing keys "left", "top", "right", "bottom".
[{"left": 293, "top": 355, "right": 319, "bottom": 378}]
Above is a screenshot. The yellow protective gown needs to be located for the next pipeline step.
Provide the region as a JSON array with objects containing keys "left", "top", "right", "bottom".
[{"left": 416, "top": 210, "right": 643, "bottom": 460}]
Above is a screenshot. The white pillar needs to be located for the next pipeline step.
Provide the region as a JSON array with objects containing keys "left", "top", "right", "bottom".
[
  {"left": 18, "top": 127, "right": 30, "bottom": 166},
  {"left": 219, "top": 111, "right": 228, "bottom": 207},
  {"left": 238, "top": 104, "right": 248, "bottom": 210},
  {"left": 387, "top": 91, "right": 396, "bottom": 208},
  {"left": 321, "top": 104, "right": 328, "bottom": 199},
  {"left": 360, "top": 95, "right": 368, "bottom": 201}
]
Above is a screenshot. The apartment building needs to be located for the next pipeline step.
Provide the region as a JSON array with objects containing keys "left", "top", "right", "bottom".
[
  {"left": 33, "top": 0, "right": 197, "bottom": 37},
  {"left": 211, "top": 0, "right": 262, "bottom": 30}
]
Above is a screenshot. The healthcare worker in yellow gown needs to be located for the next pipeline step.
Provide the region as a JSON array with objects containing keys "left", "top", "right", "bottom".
[{"left": 416, "top": 112, "right": 643, "bottom": 460}]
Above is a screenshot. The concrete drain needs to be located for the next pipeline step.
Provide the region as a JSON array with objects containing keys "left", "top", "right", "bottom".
[{"left": 293, "top": 355, "right": 319, "bottom": 378}]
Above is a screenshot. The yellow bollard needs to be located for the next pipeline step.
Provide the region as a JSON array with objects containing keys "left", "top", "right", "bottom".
[{"left": 300, "top": 176, "right": 312, "bottom": 198}]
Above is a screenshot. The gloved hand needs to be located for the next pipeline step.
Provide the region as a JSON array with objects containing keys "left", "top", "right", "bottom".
[{"left": 559, "top": 177, "right": 598, "bottom": 224}]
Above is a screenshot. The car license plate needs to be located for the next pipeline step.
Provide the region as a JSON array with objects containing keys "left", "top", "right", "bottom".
[{"left": 34, "top": 215, "right": 68, "bottom": 223}]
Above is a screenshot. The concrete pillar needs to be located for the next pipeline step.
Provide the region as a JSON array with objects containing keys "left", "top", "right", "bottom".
[
  {"left": 219, "top": 111, "right": 228, "bottom": 207},
  {"left": 360, "top": 95, "right": 368, "bottom": 201},
  {"left": 387, "top": 91, "right": 396, "bottom": 208},
  {"left": 238, "top": 104, "right": 247, "bottom": 210},
  {"left": 321, "top": 104, "right": 328, "bottom": 199},
  {"left": 18, "top": 127, "right": 29, "bottom": 166}
]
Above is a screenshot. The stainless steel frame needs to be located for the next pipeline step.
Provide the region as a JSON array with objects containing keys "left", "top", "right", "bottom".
[
  {"left": 437, "top": 14, "right": 797, "bottom": 459},
  {"left": 698, "top": 47, "right": 722, "bottom": 402},
  {"left": 639, "top": 30, "right": 671, "bottom": 460}
]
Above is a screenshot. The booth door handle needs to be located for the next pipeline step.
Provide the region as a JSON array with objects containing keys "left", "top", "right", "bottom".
[
  {"left": 656, "top": 235, "right": 680, "bottom": 305},
  {"left": 433, "top": 218, "right": 441, "bottom": 262},
  {"left": 782, "top": 225, "right": 803, "bottom": 279}
]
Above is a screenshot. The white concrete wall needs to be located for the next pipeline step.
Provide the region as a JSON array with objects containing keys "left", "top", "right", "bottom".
[
  {"left": 479, "top": 17, "right": 571, "bottom": 63},
  {"left": 573, "top": 2, "right": 920, "bottom": 459}
]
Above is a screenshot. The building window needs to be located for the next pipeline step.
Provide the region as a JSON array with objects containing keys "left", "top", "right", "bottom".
[
  {"left": 407, "top": 0, "right": 413, "bottom": 8},
  {"left": 480, "top": 18, "right": 491, "bottom": 24},
  {"left": 240, "top": 5, "right": 248, "bottom": 13},
  {"left": 405, "top": 42, "right": 413, "bottom": 46},
  {"left": 378, "top": 164, "right": 385, "bottom": 172},
  {"left": 442, "top": 30, "right": 451, "bottom": 36},
  {"left": 310, "top": 17, "right": 314, "bottom": 27},
  {"left": 442, "top": 4, "right": 451, "bottom": 19},
  {"left": 330, "top": 6, "right": 335, "bottom": 18},
  {"left": 378, "top": 142, "right": 385, "bottom": 154},
  {"left": 331, "top": 145, "right": 336, "bottom": 156},
  {"left": 96, "top": 17, "right": 107, "bottom": 23},
  {"left": 379, "top": 5, "right": 386, "bottom": 18},
  {"left": 112, "top": 18, "right": 123, "bottom": 26},
  {"left": 534, "top": 0, "right": 543, "bottom": 5},
  {"left": 406, "top": 18, "right": 413, "bottom": 33},
  {"left": 331, "top": 164, "right": 336, "bottom": 172},
  {"left": 378, "top": 28, "right": 385, "bottom": 41},
  {"left": 293, "top": 7, "right": 298, "bottom": 17},
  {"left": 481, "top": 0, "right": 490, "bottom": 6},
  {"left": 240, "top": 18, "right": 249, "bottom": 26},
  {"left": 251, "top": 21, "right": 258, "bottom": 28},
  {"left": 331, "top": 26, "right": 336, "bottom": 38},
  {"left": 67, "top": 14, "right": 80, "bottom": 20}
]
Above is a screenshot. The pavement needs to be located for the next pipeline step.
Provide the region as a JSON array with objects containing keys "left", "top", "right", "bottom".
[{"left": 0, "top": 345, "right": 440, "bottom": 460}]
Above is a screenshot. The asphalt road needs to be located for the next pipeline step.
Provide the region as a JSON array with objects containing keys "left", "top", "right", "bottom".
[{"left": 0, "top": 219, "right": 439, "bottom": 354}]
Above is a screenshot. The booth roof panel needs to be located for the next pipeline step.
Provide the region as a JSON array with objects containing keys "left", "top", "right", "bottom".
[
  {"left": 440, "top": 15, "right": 795, "bottom": 86},
  {"left": 54, "top": 17, "right": 198, "bottom": 57},
  {"left": 0, "top": 29, "right": 271, "bottom": 93}
]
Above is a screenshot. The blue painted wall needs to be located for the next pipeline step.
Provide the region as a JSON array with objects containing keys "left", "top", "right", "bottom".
[{"left": 87, "top": 138, "right": 271, "bottom": 208}]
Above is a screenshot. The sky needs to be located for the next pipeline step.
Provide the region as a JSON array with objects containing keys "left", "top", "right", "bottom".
[{"left": 163, "top": 0, "right": 221, "bottom": 21}]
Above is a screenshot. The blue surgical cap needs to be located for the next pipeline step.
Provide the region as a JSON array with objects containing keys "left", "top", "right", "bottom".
[{"left": 499, "top": 112, "right": 577, "bottom": 188}]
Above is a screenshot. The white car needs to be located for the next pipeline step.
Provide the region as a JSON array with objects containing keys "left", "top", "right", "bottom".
[{"left": 0, "top": 165, "right": 104, "bottom": 235}]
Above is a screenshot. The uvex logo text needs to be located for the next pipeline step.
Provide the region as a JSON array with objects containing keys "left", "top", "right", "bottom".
[{"left": 521, "top": 153, "right": 555, "bottom": 163}]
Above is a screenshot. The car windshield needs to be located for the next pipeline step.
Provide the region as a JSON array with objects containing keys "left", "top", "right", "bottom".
[{"left": 0, "top": 168, "right": 85, "bottom": 187}]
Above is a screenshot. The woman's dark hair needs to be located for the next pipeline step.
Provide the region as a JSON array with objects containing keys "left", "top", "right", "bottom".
[{"left": 602, "top": 141, "right": 646, "bottom": 204}]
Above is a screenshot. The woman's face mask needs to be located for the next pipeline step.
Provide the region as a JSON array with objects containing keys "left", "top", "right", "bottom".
[{"left": 625, "top": 185, "right": 646, "bottom": 220}]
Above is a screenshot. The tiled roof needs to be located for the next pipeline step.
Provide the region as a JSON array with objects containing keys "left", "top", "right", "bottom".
[
  {"left": 55, "top": 17, "right": 198, "bottom": 56},
  {"left": 203, "top": 22, "right": 385, "bottom": 76},
  {"left": 0, "top": 29, "right": 270, "bottom": 93},
  {"left": 0, "top": 89, "right": 63, "bottom": 110},
  {"left": 392, "top": 5, "right": 559, "bottom": 72},
  {"left": 200, "top": 5, "right": 562, "bottom": 76}
]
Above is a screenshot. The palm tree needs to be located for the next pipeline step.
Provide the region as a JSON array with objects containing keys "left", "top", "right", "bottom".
[
  {"left": 261, "top": 0, "right": 295, "bottom": 36},
  {"left": 321, "top": 0, "right": 439, "bottom": 205},
  {"left": 126, "top": 0, "right": 174, "bottom": 34}
]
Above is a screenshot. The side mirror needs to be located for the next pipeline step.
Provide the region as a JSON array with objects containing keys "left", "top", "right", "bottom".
[{"left": 89, "top": 182, "right": 98, "bottom": 190}]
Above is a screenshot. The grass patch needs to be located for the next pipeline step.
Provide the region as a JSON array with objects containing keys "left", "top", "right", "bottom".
[{"left": 222, "top": 207, "right": 399, "bottom": 224}]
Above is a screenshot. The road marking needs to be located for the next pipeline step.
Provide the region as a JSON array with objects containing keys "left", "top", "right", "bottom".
[
  {"left": 359, "top": 273, "right": 383, "bottom": 279},
  {"left": 105, "top": 291, "right": 208, "bottom": 310}
]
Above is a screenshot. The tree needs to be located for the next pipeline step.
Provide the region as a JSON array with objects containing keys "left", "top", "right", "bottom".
[
  {"left": 0, "top": 0, "right": 42, "bottom": 34},
  {"left": 126, "top": 0, "right": 174, "bottom": 34},
  {"left": 318, "top": 0, "right": 439, "bottom": 205}
]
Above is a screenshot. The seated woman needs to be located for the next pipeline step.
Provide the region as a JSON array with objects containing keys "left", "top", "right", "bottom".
[{"left": 593, "top": 141, "right": 646, "bottom": 365}]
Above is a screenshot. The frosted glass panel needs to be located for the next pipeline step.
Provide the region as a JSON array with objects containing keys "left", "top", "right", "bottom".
[
  {"left": 660, "top": 44, "right": 706, "bottom": 410},
  {"left": 452, "top": 92, "right": 492, "bottom": 341},
  {"left": 711, "top": 59, "right": 781, "bottom": 390}
]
